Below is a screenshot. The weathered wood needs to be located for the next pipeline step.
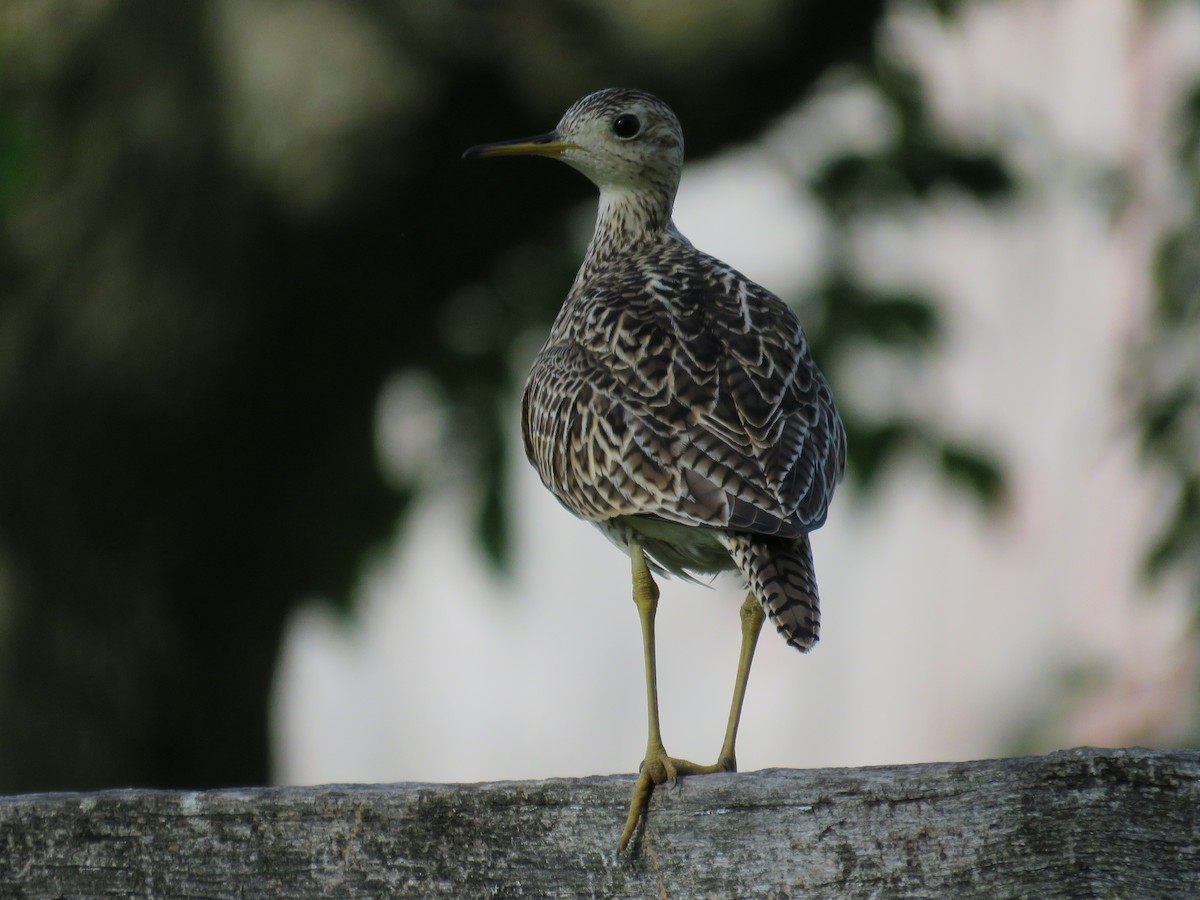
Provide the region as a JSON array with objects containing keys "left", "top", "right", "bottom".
[{"left": 1, "top": 747, "right": 1196, "bottom": 898}]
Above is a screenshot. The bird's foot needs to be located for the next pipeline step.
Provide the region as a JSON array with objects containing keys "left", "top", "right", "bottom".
[{"left": 617, "top": 744, "right": 736, "bottom": 850}]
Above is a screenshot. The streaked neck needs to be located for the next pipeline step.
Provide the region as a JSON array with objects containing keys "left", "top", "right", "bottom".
[{"left": 582, "top": 186, "right": 674, "bottom": 270}]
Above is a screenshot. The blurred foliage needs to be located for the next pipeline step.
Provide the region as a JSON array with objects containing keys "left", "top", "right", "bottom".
[
  {"left": 804, "top": 268, "right": 1009, "bottom": 509},
  {"left": 801, "top": 54, "right": 1012, "bottom": 511},
  {"left": 0, "top": 0, "right": 1020, "bottom": 793},
  {"left": 809, "top": 61, "right": 1013, "bottom": 215},
  {"left": 0, "top": 106, "right": 38, "bottom": 210},
  {"left": 1136, "top": 78, "right": 1200, "bottom": 603},
  {"left": 13, "top": 0, "right": 1194, "bottom": 792}
]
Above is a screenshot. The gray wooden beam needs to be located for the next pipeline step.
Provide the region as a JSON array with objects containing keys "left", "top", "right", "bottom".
[{"left": 2, "top": 747, "right": 1196, "bottom": 898}]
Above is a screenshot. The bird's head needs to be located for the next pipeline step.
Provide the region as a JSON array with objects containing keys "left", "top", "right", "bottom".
[{"left": 464, "top": 88, "right": 685, "bottom": 200}]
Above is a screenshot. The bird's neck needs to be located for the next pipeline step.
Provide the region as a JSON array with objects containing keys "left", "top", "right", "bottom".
[{"left": 581, "top": 186, "right": 675, "bottom": 270}]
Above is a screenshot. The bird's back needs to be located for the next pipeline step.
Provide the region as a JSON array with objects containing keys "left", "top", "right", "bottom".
[
  {"left": 474, "top": 85, "right": 842, "bottom": 664},
  {"left": 522, "top": 229, "right": 845, "bottom": 553}
]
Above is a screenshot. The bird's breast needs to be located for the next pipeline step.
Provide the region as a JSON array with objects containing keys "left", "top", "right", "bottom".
[{"left": 599, "top": 514, "right": 737, "bottom": 579}]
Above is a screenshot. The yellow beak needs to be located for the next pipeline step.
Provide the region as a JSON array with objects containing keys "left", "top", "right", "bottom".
[{"left": 462, "top": 131, "right": 581, "bottom": 160}]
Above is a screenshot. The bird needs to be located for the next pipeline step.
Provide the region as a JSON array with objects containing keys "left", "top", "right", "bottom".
[{"left": 463, "top": 88, "right": 845, "bottom": 850}]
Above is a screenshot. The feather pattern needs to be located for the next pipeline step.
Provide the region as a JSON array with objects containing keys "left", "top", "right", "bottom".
[{"left": 513, "top": 89, "right": 845, "bottom": 652}]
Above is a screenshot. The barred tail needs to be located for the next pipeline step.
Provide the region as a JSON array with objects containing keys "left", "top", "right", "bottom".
[{"left": 718, "top": 532, "right": 820, "bottom": 652}]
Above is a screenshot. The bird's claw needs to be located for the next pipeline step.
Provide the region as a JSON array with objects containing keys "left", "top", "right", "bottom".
[{"left": 620, "top": 747, "right": 722, "bottom": 850}]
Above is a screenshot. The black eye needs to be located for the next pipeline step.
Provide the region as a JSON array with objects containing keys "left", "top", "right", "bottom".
[{"left": 612, "top": 113, "right": 641, "bottom": 139}]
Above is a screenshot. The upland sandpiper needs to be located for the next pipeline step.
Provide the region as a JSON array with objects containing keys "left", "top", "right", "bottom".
[{"left": 464, "top": 88, "right": 845, "bottom": 849}]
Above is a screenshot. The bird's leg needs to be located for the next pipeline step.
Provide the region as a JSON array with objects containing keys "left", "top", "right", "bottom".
[
  {"left": 712, "top": 592, "right": 765, "bottom": 772},
  {"left": 620, "top": 543, "right": 669, "bottom": 849},
  {"left": 619, "top": 543, "right": 715, "bottom": 850},
  {"left": 630, "top": 543, "right": 670, "bottom": 779},
  {"left": 617, "top": 590, "right": 766, "bottom": 848}
]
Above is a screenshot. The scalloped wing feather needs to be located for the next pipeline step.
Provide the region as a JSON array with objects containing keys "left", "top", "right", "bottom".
[{"left": 521, "top": 241, "right": 845, "bottom": 541}]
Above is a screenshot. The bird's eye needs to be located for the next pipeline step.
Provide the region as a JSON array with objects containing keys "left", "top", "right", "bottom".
[{"left": 612, "top": 114, "right": 641, "bottom": 139}]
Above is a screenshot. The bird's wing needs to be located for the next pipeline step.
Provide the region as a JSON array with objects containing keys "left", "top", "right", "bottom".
[{"left": 521, "top": 252, "right": 845, "bottom": 536}]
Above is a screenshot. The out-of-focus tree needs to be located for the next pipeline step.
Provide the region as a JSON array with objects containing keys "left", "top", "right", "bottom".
[
  {"left": 1132, "top": 60, "right": 1200, "bottom": 745},
  {"left": 0, "top": 0, "right": 1011, "bottom": 792},
  {"left": 802, "top": 54, "right": 1009, "bottom": 506},
  {"left": 1137, "top": 76, "right": 1200, "bottom": 611}
]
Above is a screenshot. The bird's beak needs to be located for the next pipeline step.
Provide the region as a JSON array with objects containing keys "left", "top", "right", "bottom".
[{"left": 462, "top": 131, "right": 581, "bottom": 160}]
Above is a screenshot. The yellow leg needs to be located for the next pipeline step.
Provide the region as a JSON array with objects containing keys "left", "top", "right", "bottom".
[
  {"left": 631, "top": 544, "right": 671, "bottom": 782},
  {"left": 713, "top": 593, "right": 765, "bottom": 772},
  {"left": 618, "top": 553, "right": 765, "bottom": 849},
  {"left": 619, "top": 543, "right": 671, "bottom": 849}
]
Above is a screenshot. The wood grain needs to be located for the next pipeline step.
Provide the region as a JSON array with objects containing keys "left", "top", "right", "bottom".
[{"left": 2, "top": 747, "right": 1196, "bottom": 898}]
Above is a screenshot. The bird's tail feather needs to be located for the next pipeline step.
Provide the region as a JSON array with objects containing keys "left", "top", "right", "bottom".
[{"left": 718, "top": 532, "right": 820, "bottom": 652}]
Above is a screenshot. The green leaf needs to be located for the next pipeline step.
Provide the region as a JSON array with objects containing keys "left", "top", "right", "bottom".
[
  {"left": 814, "top": 273, "right": 942, "bottom": 353},
  {"left": 1138, "top": 385, "right": 1196, "bottom": 457},
  {"left": 937, "top": 442, "right": 1007, "bottom": 511},
  {"left": 840, "top": 416, "right": 919, "bottom": 487}
]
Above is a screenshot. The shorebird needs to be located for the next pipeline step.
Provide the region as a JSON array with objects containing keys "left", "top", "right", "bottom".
[{"left": 464, "top": 88, "right": 845, "bottom": 850}]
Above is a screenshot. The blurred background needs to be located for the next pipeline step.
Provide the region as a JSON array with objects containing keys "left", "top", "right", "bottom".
[{"left": 1, "top": 0, "right": 1198, "bottom": 793}]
